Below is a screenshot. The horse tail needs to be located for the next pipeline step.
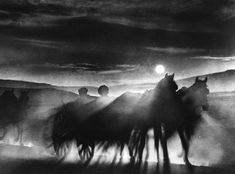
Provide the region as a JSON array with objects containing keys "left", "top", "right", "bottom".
[
  {"left": 42, "top": 105, "right": 71, "bottom": 156},
  {"left": 51, "top": 105, "right": 70, "bottom": 154}
]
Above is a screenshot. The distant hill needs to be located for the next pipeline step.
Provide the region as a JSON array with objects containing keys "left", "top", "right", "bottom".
[
  {"left": 109, "top": 69, "right": 235, "bottom": 95},
  {"left": 0, "top": 79, "right": 79, "bottom": 117},
  {"left": 0, "top": 78, "right": 100, "bottom": 95},
  {"left": 0, "top": 69, "right": 235, "bottom": 96},
  {"left": 177, "top": 69, "right": 235, "bottom": 92},
  {"left": 0, "top": 79, "right": 53, "bottom": 89},
  {"left": 56, "top": 86, "right": 98, "bottom": 96}
]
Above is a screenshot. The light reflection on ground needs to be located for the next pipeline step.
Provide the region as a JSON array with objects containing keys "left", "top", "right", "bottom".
[
  {"left": 0, "top": 113, "right": 228, "bottom": 167},
  {"left": 0, "top": 129, "right": 211, "bottom": 166}
]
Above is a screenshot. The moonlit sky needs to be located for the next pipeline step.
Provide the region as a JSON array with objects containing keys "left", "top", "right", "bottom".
[{"left": 0, "top": 0, "right": 234, "bottom": 87}]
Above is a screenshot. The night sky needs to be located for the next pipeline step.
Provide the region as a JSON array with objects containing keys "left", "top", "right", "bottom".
[{"left": 0, "top": 0, "right": 234, "bottom": 87}]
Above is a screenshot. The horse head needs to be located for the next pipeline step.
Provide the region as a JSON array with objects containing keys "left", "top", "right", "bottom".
[
  {"left": 187, "top": 77, "right": 209, "bottom": 111},
  {"left": 157, "top": 73, "right": 178, "bottom": 93}
]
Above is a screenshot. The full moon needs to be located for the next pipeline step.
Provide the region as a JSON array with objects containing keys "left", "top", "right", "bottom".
[{"left": 155, "top": 64, "right": 165, "bottom": 74}]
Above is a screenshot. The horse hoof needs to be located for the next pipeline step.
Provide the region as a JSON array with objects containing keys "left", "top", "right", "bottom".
[
  {"left": 185, "top": 159, "right": 194, "bottom": 169},
  {"left": 186, "top": 163, "right": 194, "bottom": 171},
  {"left": 129, "top": 158, "right": 135, "bottom": 165},
  {"left": 163, "top": 158, "right": 170, "bottom": 164}
]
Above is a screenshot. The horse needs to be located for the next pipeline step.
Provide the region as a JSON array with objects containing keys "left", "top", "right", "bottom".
[
  {"left": 176, "top": 77, "right": 209, "bottom": 164},
  {"left": 51, "top": 92, "right": 139, "bottom": 161},
  {"left": 0, "top": 89, "right": 18, "bottom": 141},
  {"left": 50, "top": 74, "right": 182, "bottom": 163},
  {"left": 16, "top": 90, "right": 30, "bottom": 145},
  {"left": 50, "top": 74, "right": 208, "bottom": 165},
  {"left": 152, "top": 76, "right": 209, "bottom": 166},
  {"left": 74, "top": 92, "right": 143, "bottom": 162},
  {"left": 131, "top": 73, "right": 179, "bottom": 163},
  {"left": 50, "top": 94, "right": 104, "bottom": 159}
]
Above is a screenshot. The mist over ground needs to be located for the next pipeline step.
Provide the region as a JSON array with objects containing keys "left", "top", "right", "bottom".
[{"left": 0, "top": 83, "right": 234, "bottom": 168}]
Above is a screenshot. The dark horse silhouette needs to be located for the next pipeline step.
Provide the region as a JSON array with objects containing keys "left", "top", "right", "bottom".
[
  {"left": 74, "top": 92, "right": 142, "bottom": 161},
  {"left": 0, "top": 89, "right": 30, "bottom": 144},
  {"left": 151, "top": 76, "right": 209, "bottom": 166},
  {"left": 50, "top": 75, "right": 177, "bottom": 163},
  {"left": 0, "top": 89, "right": 18, "bottom": 140},
  {"left": 17, "top": 90, "right": 30, "bottom": 144},
  {"left": 50, "top": 74, "right": 209, "bottom": 165},
  {"left": 131, "top": 73, "right": 179, "bottom": 163},
  {"left": 50, "top": 93, "right": 102, "bottom": 159},
  {"left": 51, "top": 93, "right": 131, "bottom": 161}
]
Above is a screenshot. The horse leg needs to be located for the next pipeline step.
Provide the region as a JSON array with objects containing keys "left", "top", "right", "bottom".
[
  {"left": 145, "top": 132, "right": 150, "bottom": 162},
  {"left": 120, "top": 143, "right": 125, "bottom": 157},
  {"left": 0, "top": 127, "right": 6, "bottom": 140},
  {"left": 154, "top": 127, "right": 161, "bottom": 162},
  {"left": 159, "top": 124, "right": 169, "bottom": 163},
  {"left": 127, "top": 131, "right": 135, "bottom": 162},
  {"left": 78, "top": 142, "right": 93, "bottom": 162},
  {"left": 138, "top": 129, "right": 148, "bottom": 163},
  {"left": 15, "top": 123, "right": 23, "bottom": 145},
  {"left": 14, "top": 123, "right": 19, "bottom": 142},
  {"left": 83, "top": 143, "right": 94, "bottom": 164},
  {"left": 128, "top": 143, "right": 134, "bottom": 162},
  {"left": 89, "top": 143, "right": 95, "bottom": 160},
  {"left": 178, "top": 128, "right": 191, "bottom": 166}
]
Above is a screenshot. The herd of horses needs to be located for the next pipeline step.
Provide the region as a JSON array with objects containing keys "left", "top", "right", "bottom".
[
  {"left": 0, "top": 74, "right": 209, "bottom": 166},
  {"left": 50, "top": 73, "right": 209, "bottom": 166}
]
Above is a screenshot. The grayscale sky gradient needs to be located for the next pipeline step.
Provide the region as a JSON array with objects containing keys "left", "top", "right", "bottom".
[{"left": 0, "top": 0, "right": 234, "bottom": 86}]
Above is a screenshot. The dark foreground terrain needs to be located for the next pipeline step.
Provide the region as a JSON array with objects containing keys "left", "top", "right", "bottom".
[
  {"left": 0, "top": 141, "right": 234, "bottom": 174},
  {"left": 0, "top": 155, "right": 234, "bottom": 174}
]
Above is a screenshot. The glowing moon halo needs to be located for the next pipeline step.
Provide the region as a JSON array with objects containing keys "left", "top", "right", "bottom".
[{"left": 155, "top": 64, "right": 165, "bottom": 74}]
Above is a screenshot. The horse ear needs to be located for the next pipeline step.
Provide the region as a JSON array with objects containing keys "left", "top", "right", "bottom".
[
  {"left": 165, "top": 73, "right": 168, "bottom": 78},
  {"left": 172, "top": 73, "right": 175, "bottom": 79},
  {"left": 204, "top": 77, "right": 208, "bottom": 82},
  {"left": 195, "top": 76, "right": 199, "bottom": 82}
]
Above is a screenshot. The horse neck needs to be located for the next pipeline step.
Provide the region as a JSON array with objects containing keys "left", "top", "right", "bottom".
[
  {"left": 186, "top": 85, "right": 208, "bottom": 104},
  {"left": 183, "top": 90, "right": 206, "bottom": 115},
  {"left": 19, "top": 95, "right": 28, "bottom": 102},
  {"left": 154, "top": 86, "right": 178, "bottom": 102}
]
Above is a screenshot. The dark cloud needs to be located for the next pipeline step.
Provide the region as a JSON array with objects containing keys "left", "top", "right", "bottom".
[
  {"left": 144, "top": 47, "right": 206, "bottom": 54},
  {"left": 27, "top": 63, "right": 139, "bottom": 74},
  {"left": 1, "top": 16, "right": 234, "bottom": 51},
  {"left": 0, "top": 0, "right": 234, "bottom": 33},
  {"left": 191, "top": 56, "right": 235, "bottom": 61},
  {"left": 0, "top": 62, "right": 142, "bottom": 86},
  {"left": 0, "top": 1, "right": 73, "bottom": 15},
  {"left": 0, "top": 1, "right": 234, "bottom": 86}
]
